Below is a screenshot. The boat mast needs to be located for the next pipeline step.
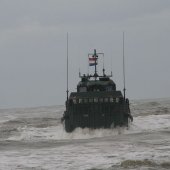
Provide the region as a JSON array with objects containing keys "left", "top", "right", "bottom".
[
  {"left": 66, "top": 33, "right": 69, "bottom": 101},
  {"left": 93, "top": 49, "right": 98, "bottom": 79},
  {"left": 123, "top": 32, "right": 126, "bottom": 100}
]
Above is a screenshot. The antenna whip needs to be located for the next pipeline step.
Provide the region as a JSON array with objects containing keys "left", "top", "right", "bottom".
[
  {"left": 66, "top": 33, "right": 69, "bottom": 101},
  {"left": 123, "top": 32, "right": 126, "bottom": 100}
]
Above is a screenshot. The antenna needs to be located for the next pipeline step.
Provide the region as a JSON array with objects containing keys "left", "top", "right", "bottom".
[
  {"left": 123, "top": 32, "right": 126, "bottom": 100},
  {"left": 111, "top": 52, "right": 113, "bottom": 77},
  {"left": 66, "top": 33, "right": 69, "bottom": 101},
  {"left": 102, "top": 53, "right": 105, "bottom": 76},
  {"left": 79, "top": 68, "right": 81, "bottom": 77}
]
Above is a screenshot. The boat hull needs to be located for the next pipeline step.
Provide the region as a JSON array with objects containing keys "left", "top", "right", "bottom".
[{"left": 63, "top": 102, "right": 131, "bottom": 132}]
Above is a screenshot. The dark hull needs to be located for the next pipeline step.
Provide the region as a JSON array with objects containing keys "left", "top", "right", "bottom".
[{"left": 63, "top": 102, "right": 131, "bottom": 132}]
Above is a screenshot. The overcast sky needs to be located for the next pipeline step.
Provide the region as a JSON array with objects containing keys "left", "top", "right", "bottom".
[{"left": 0, "top": 0, "right": 170, "bottom": 108}]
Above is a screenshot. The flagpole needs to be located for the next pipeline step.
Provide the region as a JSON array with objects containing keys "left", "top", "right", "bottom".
[{"left": 94, "top": 49, "right": 98, "bottom": 80}]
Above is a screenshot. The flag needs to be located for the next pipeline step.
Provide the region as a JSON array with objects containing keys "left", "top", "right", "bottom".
[{"left": 89, "top": 57, "right": 97, "bottom": 66}]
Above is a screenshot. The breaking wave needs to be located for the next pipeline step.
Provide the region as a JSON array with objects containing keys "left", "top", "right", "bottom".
[
  {"left": 0, "top": 98, "right": 170, "bottom": 170},
  {"left": 0, "top": 98, "right": 170, "bottom": 142}
]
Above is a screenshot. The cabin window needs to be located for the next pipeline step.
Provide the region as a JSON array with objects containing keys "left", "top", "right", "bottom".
[
  {"left": 73, "top": 99, "right": 77, "bottom": 104},
  {"left": 110, "top": 98, "right": 114, "bottom": 102},
  {"left": 89, "top": 98, "right": 93, "bottom": 103},
  {"left": 84, "top": 98, "right": 88, "bottom": 103},
  {"left": 79, "top": 98, "right": 83, "bottom": 103},
  {"left": 116, "top": 98, "right": 119, "bottom": 103},
  {"left": 106, "top": 86, "right": 112, "bottom": 91},
  {"left": 94, "top": 98, "right": 98, "bottom": 103},
  {"left": 99, "top": 98, "right": 103, "bottom": 102},
  {"left": 79, "top": 87, "right": 87, "bottom": 92},
  {"left": 113, "top": 98, "right": 116, "bottom": 103},
  {"left": 104, "top": 98, "right": 109, "bottom": 102}
]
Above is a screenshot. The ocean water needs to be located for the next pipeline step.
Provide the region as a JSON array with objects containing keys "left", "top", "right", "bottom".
[{"left": 0, "top": 98, "right": 170, "bottom": 170}]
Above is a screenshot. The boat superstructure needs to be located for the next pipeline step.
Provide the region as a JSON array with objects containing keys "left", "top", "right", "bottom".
[{"left": 62, "top": 49, "right": 133, "bottom": 132}]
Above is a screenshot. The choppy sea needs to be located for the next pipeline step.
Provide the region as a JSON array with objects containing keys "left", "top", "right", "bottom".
[{"left": 0, "top": 98, "right": 170, "bottom": 170}]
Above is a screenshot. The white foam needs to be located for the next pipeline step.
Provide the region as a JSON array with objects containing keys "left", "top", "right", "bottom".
[
  {"left": 8, "top": 123, "right": 128, "bottom": 141},
  {"left": 128, "top": 114, "right": 170, "bottom": 133},
  {"left": 8, "top": 113, "right": 170, "bottom": 141}
]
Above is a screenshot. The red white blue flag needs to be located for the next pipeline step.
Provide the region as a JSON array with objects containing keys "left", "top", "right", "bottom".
[{"left": 89, "top": 57, "right": 97, "bottom": 66}]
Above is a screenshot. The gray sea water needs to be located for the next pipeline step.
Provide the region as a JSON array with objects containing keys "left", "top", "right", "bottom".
[{"left": 0, "top": 98, "right": 170, "bottom": 170}]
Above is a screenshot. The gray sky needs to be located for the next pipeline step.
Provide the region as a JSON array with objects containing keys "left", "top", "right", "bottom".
[{"left": 0, "top": 0, "right": 170, "bottom": 108}]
